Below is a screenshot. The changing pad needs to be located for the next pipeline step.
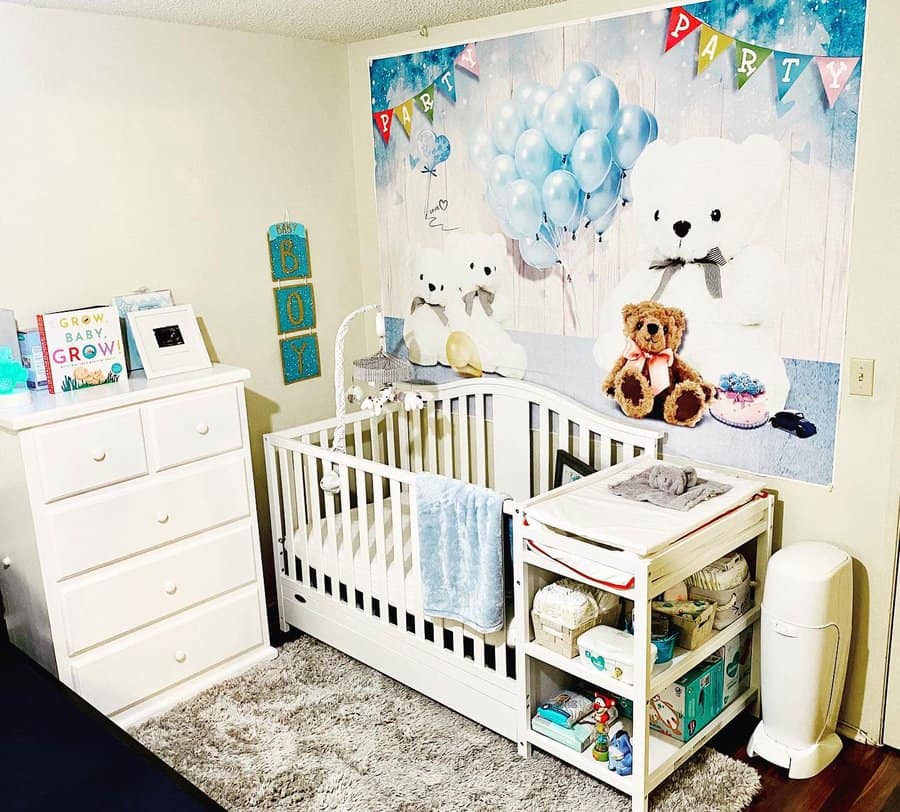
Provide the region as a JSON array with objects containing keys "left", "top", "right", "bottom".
[{"left": 523, "top": 456, "right": 762, "bottom": 557}]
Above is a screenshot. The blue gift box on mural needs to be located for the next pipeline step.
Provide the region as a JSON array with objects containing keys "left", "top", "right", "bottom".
[
  {"left": 274, "top": 284, "right": 316, "bottom": 333},
  {"left": 280, "top": 334, "right": 321, "bottom": 384},
  {"left": 268, "top": 222, "right": 310, "bottom": 281}
]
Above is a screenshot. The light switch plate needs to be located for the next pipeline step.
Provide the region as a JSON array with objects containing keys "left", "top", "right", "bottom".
[{"left": 849, "top": 357, "right": 875, "bottom": 397}]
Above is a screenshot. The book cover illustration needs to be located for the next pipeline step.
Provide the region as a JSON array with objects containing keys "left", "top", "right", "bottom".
[{"left": 36, "top": 305, "right": 126, "bottom": 393}]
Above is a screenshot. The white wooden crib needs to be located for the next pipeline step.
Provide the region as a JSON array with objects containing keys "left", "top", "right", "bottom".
[{"left": 263, "top": 378, "right": 663, "bottom": 740}]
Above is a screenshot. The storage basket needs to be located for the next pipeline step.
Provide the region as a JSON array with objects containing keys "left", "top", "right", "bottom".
[
  {"left": 531, "top": 578, "right": 621, "bottom": 658},
  {"left": 651, "top": 599, "right": 716, "bottom": 650},
  {"left": 686, "top": 553, "right": 752, "bottom": 630}
]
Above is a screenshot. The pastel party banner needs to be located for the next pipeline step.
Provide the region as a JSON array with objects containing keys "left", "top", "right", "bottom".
[{"left": 665, "top": 7, "right": 860, "bottom": 106}]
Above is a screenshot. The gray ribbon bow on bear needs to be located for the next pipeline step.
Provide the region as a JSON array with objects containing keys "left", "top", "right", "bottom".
[
  {"left": 462, "top": 286, "right": 495, "bottom": 318},
  {"left": 649, "top": 246, "right": 727, "bottom": 301},
  {"left": 410, "top": 297, "right": 449, "bottom": 326}
]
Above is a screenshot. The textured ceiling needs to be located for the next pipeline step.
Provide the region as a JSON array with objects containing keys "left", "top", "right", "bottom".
[{"left": 5, "top": 0, "right": 563, "bottom": 42}]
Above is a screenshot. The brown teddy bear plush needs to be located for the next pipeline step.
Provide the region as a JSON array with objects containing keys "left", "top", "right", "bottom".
[{"left": 602, "top": 301, "right": 714, "bottom": 427}]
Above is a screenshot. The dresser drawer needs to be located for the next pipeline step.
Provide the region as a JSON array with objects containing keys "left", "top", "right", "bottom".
[
  {"left": 49, "top": 454, "right": 251, "bottom": 579},
  {"left": 143, "top": 386, "right": 243, "bottom": 471},
  {"left": 33, "top": 409, "right": 147, "bottom": 502},
  {"left": 70, "top": 587, "right": 263, "bottom": 716},
  {"left": 60, "top": 522, "right": 257, "bottom": 655}
]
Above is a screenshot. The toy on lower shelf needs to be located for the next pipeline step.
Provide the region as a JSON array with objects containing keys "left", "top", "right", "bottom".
[
  {"left": 591, "top": 692, "right": 618, "bottom": 763},
  {"left": 608, "top": 729, "right": 634, "bottom": 776}
]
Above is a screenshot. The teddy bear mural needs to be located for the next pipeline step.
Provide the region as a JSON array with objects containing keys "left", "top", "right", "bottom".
[
  {"left": 403, "top": 234, "right": 528, "bottom": 380},
  {"left": 602, "top": 301, "right": 714, "bottom": 427},
  {"left": 592, "top": 135, "right": 791, "bottom": 412}
]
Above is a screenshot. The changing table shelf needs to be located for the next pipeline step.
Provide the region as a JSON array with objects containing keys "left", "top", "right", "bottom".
[{"left": 513, "top": 455, "right": 774, "bottom": 812}]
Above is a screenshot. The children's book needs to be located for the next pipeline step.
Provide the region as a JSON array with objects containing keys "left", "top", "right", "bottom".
[{"left": 36, "top": 305, "right": 126, "bottom": 394}]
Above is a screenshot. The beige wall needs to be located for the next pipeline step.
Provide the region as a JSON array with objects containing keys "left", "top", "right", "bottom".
[
  {"left": 0, "top": 4, "right": 366, "bottom": 603},
  {"left": 348, "top": 0, "right": 900, "bottom": 742}
]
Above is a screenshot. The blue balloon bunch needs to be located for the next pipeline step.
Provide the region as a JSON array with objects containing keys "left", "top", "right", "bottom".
[{"left": 468, "top": 62, "right": 658, "bottom": 270}]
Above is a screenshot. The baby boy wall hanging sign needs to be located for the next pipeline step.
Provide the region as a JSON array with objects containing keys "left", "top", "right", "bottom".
[{"left": 368, "top": 0, "right": 868, "bottom": 486}]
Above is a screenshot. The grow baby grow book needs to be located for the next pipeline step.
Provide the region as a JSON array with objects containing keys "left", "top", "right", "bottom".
[{"left": 36, "top": 305, "right": 126, "bottom": 394}]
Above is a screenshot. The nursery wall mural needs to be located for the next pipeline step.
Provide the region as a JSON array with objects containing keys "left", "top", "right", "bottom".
[{"left": 369, "top": 1, "right": 867, "bottom": 485}]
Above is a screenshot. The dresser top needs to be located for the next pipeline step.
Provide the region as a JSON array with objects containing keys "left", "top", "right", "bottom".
[{"left": 0, "top": 364, "right": 250, "bottom": 432}]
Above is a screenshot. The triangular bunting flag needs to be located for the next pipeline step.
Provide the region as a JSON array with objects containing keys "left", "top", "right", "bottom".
[
  {"left": 373, "top": 108, "right": 393, "bottom": 144},
  {"left": 773, "top": 51, "right": 813, "bottom": 99},
  {"left": 436, "top": 67, "right": 457, "bottom": 102},
  {"left": 455, "top": 43, "right": 479, "bottom": 77},
  {"left": 735, "top": 40, "right": 772, "bottom": 89},
  {"left": 394, "top": 99, "right": 414, "bottom": 138},
  {"left": 697, "top": 24, "right": 733, "bottom": 75},
  {"left": 416, "top": 84, "right": 436, "bottom": 122},
  {"left": 815, "top": 56, "right": 860, "bottom": 107},
  {"left": 664, "top": 6, "right": 701, "bottom": 52}
]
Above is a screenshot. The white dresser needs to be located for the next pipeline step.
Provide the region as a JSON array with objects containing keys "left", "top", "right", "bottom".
[{"left": 0, "top": 364, "right": 275, "bottom": 727}]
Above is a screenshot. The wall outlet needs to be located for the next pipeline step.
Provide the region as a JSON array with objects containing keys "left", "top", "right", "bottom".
[{"left": 849, "top": 357, "right": 875, "bottom": 397}]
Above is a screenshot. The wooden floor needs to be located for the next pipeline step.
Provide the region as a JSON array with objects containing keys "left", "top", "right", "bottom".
[{"left": 710, "top": 714, "right": 900, "bottom": 812}]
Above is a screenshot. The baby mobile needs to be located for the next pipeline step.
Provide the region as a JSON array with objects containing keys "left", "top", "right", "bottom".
[{"left": 468, "top": 62, "right": 658, "bottom": 272}]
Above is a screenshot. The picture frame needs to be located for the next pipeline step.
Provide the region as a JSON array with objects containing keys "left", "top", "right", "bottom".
[
  {"left": 553, "top": 450, "right": 596, "bottom": 489},
  {"left": 111, "top": 289, "right": 175, "bottom": 372},
  {"left": 127, "top": 304, "right": 212, "bottom": 380}
]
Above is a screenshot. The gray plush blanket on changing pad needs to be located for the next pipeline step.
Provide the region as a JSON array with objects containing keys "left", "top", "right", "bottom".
[{"left": 608, "top": 465, "right": 732, "bottom": 511}]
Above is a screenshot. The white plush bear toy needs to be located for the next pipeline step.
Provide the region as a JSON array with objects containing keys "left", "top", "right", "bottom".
[
  {"left": 445, "top": 232, "right": 516, "bottom": 327},
  {"left": 592, "top": 135, "right": 790, "bottom": 411},
  {"left": 403, "top": 246, "right": 462, "bottom": 367}
]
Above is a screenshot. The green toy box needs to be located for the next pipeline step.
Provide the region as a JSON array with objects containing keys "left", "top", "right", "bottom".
[
  {"left": 649, "top": 656, "right": 723, "bottom": 742},
  {"left": 717, "top": 628, "right": 753, "bottom": 708}
]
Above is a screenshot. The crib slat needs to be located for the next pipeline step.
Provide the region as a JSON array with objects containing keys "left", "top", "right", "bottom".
[
  {"left": 369, "top": 415, "right": 383, "bottom": 464},
  {"left": 338, "top": 460, "right": 355, "bottom": 601},
  {"left": 440, "top": 401, "right": 454, "bottom": 478},
  {"left": 398, "top": 407, "right": 412, "bottom": 473},
  {"left": 386, "top": 410, "right": 397, "bottom": 468},
  {"left": 303, "top": 440, "right": 326, "bottom": 594},
  {"left": 425, "top": 401, "right": 439, "bottom": 474},
  {"left": 458, "top": 397, "right": 471, "bottom": 485},
  {"left": 319, "top": 429, "right": 340, "bottom": 597},
  {"left": 600, "top": 435, "right": 612, "bottom": 470},
  {"left": 290, "top": 450, "right": 308, "bottom": 582},
  {"left": 275, "top": 449, "right": 297, "bottom": 581},
  {"left": 408, "top": 408, "right": 423, "bottom": 473},
  {"left": 538, "top": 406, "right": 550, "bottom": 494},
  {"left": 388, "top": 478, "right": 408, "bottom": 625},
  {"left": 353, "top": 422, "right": 373, "bottom": 604},
  {"left": 577, "top": 421, "right": 590, "bottom": 463},
  {"left": 371, "top": 473, "right": 389, "bottom": 622},
  {"left": 473, "top": 395, "right": 486, "bottom": 488},
  {"left": 406, "top": 486, "right": 425, "bottom": 640}
]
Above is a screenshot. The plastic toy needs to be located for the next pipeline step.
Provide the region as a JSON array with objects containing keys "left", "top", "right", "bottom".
[
  {"left": 770, "top": 409, "right": 817, "bottom": 438},
  {"left": 608, "top": 729, "right": 634, "bottom": 776},
  {"left": 0, "top": 347, "right": 28, "bottom": 394},
  {"left": 591, "top": 692, "right": 619, "bottom": 762}
]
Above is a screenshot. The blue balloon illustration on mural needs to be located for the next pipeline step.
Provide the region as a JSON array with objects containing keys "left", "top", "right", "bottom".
[
  {"left": 432, "top": 135, "right": 451, "bottom": 167},
  {"left": 476, "top": 63, "right": 659, "bottom": 267}
]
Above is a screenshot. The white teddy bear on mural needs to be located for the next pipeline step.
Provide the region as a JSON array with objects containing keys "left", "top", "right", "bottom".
[
  {"left": 446, "top": 231, "right": 516, "bottom": 327},
  {"left": 403, "top": 245, "right": 460, "bottom": 367},
  {"left": 592, "top": 134, "right": 791, "bottom": 411}
]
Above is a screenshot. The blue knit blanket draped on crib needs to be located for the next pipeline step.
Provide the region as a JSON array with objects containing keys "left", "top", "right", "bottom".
[{"left": 414, "top": 473, "right": 505, "bottom": 634}]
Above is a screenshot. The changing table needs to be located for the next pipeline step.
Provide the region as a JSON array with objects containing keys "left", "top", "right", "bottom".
[{"left": 512, "top": 455, "right": 773, "bottom": 812}]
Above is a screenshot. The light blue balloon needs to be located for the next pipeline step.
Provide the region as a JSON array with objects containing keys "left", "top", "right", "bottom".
[
  {"left": 570, "top": 129, "right": 613, "bottom": 193},
  {"left": 523, "top": 85, "right": 553, "bottom": 129},
  {"left": 542, "top": 170, "right": 580, "bottom": 228},
  {"left": 621, "top": 174, "right": 634, "bottom": 203},
  {"left": 541, "top": 91, "right": 582, "bottom": 156},
  {"left": 519, "top": 234, "right": 558, "bottom": 269},
  {"left": 487, "top": 154, "right": 519, "bottom": 200},
  {"left": 608, "top": 104, "right": 652, "bottom": 170},
  {"left": 468, "top": 129, "right": 498, "bottom": 177},
  {"left": 491, "top": 100, "right": 526, "bottom": 155},
  {"left": 646, "top": 109, "right": 659, "bottom": 142},
  {"left": 515, "top": 129, "right": 558, "bottom": 186},
  {"left": 592, "top": 203, "right": 619, "bottom": 236},
  {"left": 513, "top": 82, "right": 536, "bottom": 113},
  {"left": 505, "top": 178, "right": 543, "bottom": 238},
  {"left": 432, "top": 135, "right": 451, "bottom": 167},
  {"left": 586, "top": 164, "right": 622, "bottom": 219},
  {"left": 577, "top": 76, "right": 620, "bottom": 133},
  {"left": 559, "top": 62, "right": 600, "bottom": 97}
]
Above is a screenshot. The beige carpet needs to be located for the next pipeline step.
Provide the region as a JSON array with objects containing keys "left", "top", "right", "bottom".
[{"left": 134, "top": 636, "right": 760, "bottom": 811}]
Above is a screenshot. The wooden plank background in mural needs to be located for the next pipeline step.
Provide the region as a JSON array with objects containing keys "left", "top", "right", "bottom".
[{"left": 371, "top": 3, "right": 862, "bottom": 364}]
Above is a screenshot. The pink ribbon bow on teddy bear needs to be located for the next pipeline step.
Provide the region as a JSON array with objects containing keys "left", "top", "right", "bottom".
[{"left": 622, "top": 338, "right": 674, "bottom": 396}]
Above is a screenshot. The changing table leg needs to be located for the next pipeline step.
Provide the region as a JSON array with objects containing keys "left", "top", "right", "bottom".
[
  {"left": 631, "top": 561, "right": 651, "bottom": 812},
  {"left": 513, "top": 513, "right": 533, "bottom": 758}
]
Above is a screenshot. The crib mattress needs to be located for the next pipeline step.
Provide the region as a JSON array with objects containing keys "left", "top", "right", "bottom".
[
  {"left": 523, "top": 456, "right": 762, "bottom": 557},
  {"left": 296, "top": 493, "right": 420, "bottom": 608}
]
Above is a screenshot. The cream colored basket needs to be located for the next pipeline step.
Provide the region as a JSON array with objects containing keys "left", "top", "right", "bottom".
[{"left": 531, "top": 578, "right": 621, "bottom": 658}]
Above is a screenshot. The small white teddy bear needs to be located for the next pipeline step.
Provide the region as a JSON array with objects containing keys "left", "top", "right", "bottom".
[
  {"left": 403, "top": 245, "right": 462, "bottom": 367},
  {"left": 592, "top": 135, "right": 791, "bottom": 411},
  {"left": 445, "top": 231, "right": 516, "bottom": 327}
]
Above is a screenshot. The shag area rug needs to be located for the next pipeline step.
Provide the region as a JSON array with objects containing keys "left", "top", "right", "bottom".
[{"left": 134, "top": 637, "right": 760, "bottom": 811}]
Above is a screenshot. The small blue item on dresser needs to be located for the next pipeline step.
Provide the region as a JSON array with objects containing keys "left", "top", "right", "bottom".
[
  {"left": 17, "top": 329, "right": 48, "bottom": 390},
  {"left": 0, "top": 347, "right": 28, "bottom": 394},
  {"left": 415, "top": 472, "right": 505, "bottom": 633}
]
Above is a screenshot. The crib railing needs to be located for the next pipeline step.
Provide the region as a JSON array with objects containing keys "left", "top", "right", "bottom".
[{"left": 265, "top": 378, "right": 664, "bottom": 686}]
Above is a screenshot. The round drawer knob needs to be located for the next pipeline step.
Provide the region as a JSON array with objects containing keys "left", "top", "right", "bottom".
[
  {"left": 164, "top": 581, "right": 178, "bottom": 595},
  {"left": 1, "top": 556, "right": 10, "bottom": 570},
  {"left": 174, "top": 650, "right": 187, "bottom": 664},
  {"left": 91, "top": 449, "right": 106, "bottom": 462},
  {"left": 195, "top": 422, "right": 210, "bottom": 436},
  {"left": 156, "top": 512, "right": 170, "bottom": 524}
]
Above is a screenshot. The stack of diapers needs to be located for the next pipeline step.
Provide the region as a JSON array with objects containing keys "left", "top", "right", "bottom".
[
  {"left": 686, "top": 552, "right": 751, "bottom": 630},
  {"left": 531, "top": 578, "right": 621, "bottom": 658}
]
